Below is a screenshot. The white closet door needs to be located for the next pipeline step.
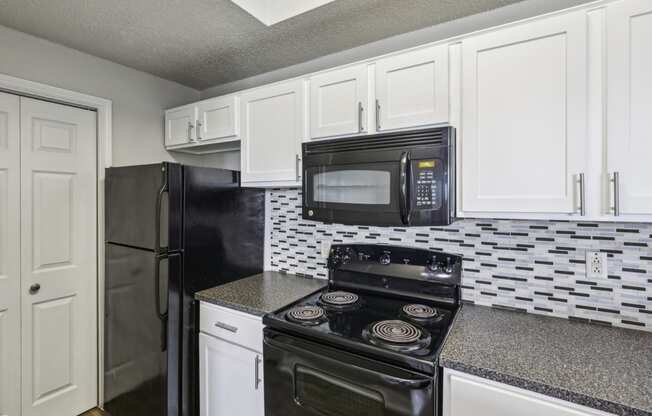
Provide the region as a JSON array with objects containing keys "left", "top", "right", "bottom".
[
  {"left": 0, "top": 92, "right": 20, "bottom": 416},
  {"left": 20, "top": 97, "right": 97, "bottom": 416},
  {"left": 606, "top": 0, "right": 652, "bottom": 215}
]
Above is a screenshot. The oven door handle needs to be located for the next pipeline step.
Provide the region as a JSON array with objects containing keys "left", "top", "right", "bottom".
[{"left": 399, "top": 151, "right": 411, "bottom": 225}]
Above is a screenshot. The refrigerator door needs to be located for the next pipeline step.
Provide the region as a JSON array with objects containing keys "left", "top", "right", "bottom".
[
  {"left": 104, "top": 243, "right": 168, "bottom": 416},
  {"left": 105, "top": 163, "right": 182, "bottom": 251},
  {"left": 178, "top": 166, "right": 265, "bottom": 416}
]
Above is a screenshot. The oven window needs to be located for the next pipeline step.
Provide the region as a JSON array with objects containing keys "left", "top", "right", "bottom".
[
  {"left": 313, "top": 170, "right": 391, "bottom": 205},
  {"left": 294, "top": 365, "right": 384, "bottom": 416}
]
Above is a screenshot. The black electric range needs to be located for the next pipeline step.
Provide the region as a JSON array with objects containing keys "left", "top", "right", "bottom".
[{"left": 263, "top": 244, "right": 462, "bottom": 416}]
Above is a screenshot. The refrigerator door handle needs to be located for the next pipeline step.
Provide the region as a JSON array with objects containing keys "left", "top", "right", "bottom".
[
  {"left": 155, "top": 166, "right": 169, "bottom": 254},
  {"left": 155, "top": 252, "right": 169, "bottom": 351}
]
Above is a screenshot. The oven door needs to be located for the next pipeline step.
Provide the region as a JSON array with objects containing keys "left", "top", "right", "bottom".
[{"left": 264, "top": 329, "right": 436, "bottom": 416}]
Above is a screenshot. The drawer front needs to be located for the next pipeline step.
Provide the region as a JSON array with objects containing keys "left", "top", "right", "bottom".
[{"left": 199, "top": 302, "right": 263, "bottom": 352}]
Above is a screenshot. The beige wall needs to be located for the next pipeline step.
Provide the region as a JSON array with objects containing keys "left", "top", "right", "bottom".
[{"left": 0, "top": 24, "right": 240, "bottom": 169}]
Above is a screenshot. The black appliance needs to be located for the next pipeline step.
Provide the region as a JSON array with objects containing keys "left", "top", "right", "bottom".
[
  {"left": 263, "top": 244, "right": 462, "bottom": 416},
  {"left": 302, "top": 127, "right": 456, "bottom": 226},
  {"left": 103, "top": 163, "right": 264, "bottom": 416}
]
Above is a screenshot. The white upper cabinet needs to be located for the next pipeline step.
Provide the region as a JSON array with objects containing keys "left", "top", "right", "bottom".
[
  {"left": 375, "top": 45, "right": 449, "bottom": 132},
  {"left": 309, "top": 64, "right": 368, "bottom": 139},
  {"left": 197, "top": 95, "right": 239, "bottom": 142},
  {"left": 240, "top": 80, "right": 305, "bottom": 187},
  {"left": 461, "top": 11, "right": 588, "bottom": 215},
  {"left": 606, "top": 0, "right": 652, "bottom": 216},
  {"left": 165, "top": 104, "right": 196, "bottom": 147}
]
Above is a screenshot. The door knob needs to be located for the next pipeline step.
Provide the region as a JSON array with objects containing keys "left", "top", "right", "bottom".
[{"left": 29, "top": 283, "right": 41, "bottom": 294}]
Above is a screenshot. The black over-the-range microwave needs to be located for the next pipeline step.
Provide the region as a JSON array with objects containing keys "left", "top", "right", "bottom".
[{"left": 302, "top": 127, "right": 456, "bottom": 227}]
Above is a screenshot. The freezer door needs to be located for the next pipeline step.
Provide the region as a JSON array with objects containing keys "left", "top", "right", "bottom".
[
  {"left": 105, "top": 163, "right": 182, "bottom": 251},
  {"left": 104, "top": 243, "right": 168, "bottom": 416}
]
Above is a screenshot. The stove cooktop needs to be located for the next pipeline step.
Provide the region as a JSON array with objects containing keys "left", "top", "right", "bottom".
[{"left": 263, "top": 287, "right": 456, "bottom": 374}]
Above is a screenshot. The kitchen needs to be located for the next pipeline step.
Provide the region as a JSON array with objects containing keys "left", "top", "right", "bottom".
[{"left": 0, "top": 0, "right": 650, "bottom": 416}]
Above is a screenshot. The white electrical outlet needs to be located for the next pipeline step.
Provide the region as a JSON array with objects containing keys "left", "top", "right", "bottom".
[
  {"left": 321, "top": 240, "right": 332, "bottom": 258},
  {"left": 586, "top": 251, "right": 608, "bottom": 279}
]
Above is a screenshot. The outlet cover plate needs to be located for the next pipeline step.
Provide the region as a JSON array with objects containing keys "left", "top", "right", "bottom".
[{"left": 586, "top": 251, "right": 608, "bottom": 279}]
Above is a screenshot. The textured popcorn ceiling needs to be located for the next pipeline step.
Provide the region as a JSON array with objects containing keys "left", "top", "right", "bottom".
[{"left": 0, "top": 0, "right": 523, "bottom": 89}]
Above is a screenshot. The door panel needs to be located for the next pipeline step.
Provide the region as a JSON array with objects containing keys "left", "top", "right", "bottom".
[
  {"left": 197, "top": 96, "right": 238, "bottom": 141},
  {"left": 375, "top": 45, "right": 449, "bottom": 131},
  {"left": 199, "top": 333, "right": 263, "bottom": 416},
  {"left": 240, "top": 80, "right": 304, "bottom": 186},
  {"left": 0, "top": 92, "right": 20, "bottom": 416},
  {"left": 104, "top": 244, "right": 166, "bottom": 416},
  {"left": 607, "top": 0, "right": 652, "bottom": 215},
  {"left": 310, "top": 64, "right": 368, "bottom": 138},
  {"left": 20, "top": 97, "right": 97, "bottom": 416},
  {"left": 461, "top": 11, "right": 587, "bottom": 214},
  {"left": 165, "top": 105, "right": 196, "bottom": 147}
]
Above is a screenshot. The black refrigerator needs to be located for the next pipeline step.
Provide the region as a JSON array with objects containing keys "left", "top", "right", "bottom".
[{"left": 103, "top": 163, "right": 265, "bottom": 416}]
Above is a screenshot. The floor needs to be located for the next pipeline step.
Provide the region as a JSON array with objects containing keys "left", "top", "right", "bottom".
[{"left": 81, "top": 409, "right": 107, "bottom": 416}]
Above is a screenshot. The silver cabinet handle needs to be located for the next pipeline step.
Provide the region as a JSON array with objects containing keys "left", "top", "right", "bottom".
[
  {"left": 576, "top": 173, "right": 586, "bottom": 216},
  {"left": 214, "top": 321, "right": 238, "bottom": 333},
  {"left": 187, "top": 121, "right": 194, "bottom": 141},
  {"left": 375, "top": 99, "right": 381, "bottom": 131},
  {"left": 295, "top": 153, "right": 302, "bottom": 181},
  {"left": 358, "top": 102, "right": 364, "bottom": 132},
  {"left": 611, "top": 171, "right": 620, "bottom": 216},
  {"left": 196, "top": 119, "right": 202, "bottom": 140},
  {"left": 254, "top": 355, "right": 262, "bottom": 390}
]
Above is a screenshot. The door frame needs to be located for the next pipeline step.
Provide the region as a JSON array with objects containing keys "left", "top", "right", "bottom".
[{"left": 0, "top": 72, "right": 112, "bottom": 410}]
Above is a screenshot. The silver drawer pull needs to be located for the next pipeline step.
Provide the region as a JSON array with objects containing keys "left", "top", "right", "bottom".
[
  {"left": 611, "top": 171, "right": 620, "bottom": 216},
  {"left": 214, "top": 321, "right": 238, "bottom": 333},
  {"left": 254, "top": 355, "right": 262, "bottom": 390}
]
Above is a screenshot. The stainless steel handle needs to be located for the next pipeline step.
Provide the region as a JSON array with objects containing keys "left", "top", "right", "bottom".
[
  {"left": 295, "top": 153, "right": 301, "bottom": 181},
  {"left": 611, "top": 171, "right": 620, "bottom": 216},
  {"left": 577, "top": 173, "right": 586, "bottom": 216},
  {"left": 187, "top": 121, "right": 194, "bottom": 141},
  {"left": 358, "top": 102, "right": 364, "bottom": 132},
  {"left": 375, "top": 99, "right": 381, "bottom": 131},
  {"left": 254, "top": 355, "right": 262, "bottom": 390},
  {"left": 214, "top": 321, "right": 238, "bottom": 333},
  {"left": 29, "top": 283, "right": 41, "bottom": 294},
  {"left": 195, "top": 119, "right": 202, "bottom": 140}
]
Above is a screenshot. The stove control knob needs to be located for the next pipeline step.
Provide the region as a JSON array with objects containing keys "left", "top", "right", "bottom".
[
  {"left": 428, "top": 256, "right": 442, "bottom": 272},
  {"left": 379, "top": 253, "right": 391, "bottom": 265}
]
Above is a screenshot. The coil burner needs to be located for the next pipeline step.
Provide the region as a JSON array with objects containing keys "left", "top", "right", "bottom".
[
  {"left": 363, "top": 320, "right": 431, "bottom": 352},
  {"left": 285, "top": 306, "right": 326, "bottom": 326},
  {"left": 320, "top": 291, "right": 360, "bottom": 306},
  {"left": 400, "top": 304, "right": 447, "bottom": 326}
]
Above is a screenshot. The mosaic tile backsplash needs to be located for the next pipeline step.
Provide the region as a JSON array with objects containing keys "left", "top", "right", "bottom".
[{"left": 267, "top": 189, "right": 652, "bottom": 332}]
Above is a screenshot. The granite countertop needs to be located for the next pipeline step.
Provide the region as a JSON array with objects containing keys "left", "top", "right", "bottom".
[
  {"left": 440, "top": 303, "right": 652, "bottom": 416},
  {"left": 195, "top": 271, "right": 327, "bottom": 316}
]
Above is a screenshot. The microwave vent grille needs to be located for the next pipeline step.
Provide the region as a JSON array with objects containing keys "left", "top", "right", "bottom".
[{"left": 304, "top": 128, "right": 451, "bottom": 155}]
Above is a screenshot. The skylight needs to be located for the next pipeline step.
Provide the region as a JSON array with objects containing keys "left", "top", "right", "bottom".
[{"left": 231, "top": 0, "right": 336, "bottom": 26}]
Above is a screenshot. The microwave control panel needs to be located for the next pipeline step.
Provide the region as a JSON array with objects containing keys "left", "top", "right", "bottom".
[{"left": 411, "top": 159, "right": 443, "bottom": 210}]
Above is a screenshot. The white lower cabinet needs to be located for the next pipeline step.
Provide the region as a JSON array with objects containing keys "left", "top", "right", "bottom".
[
  {"left": 199, "top": 302, "right": 264, "bottom": 416},
  {"left": 199, "top": 334, "right": 263, "bottom": 416},
  {"left": 443, "top": 369, "right": 615, "bottom": 416}
]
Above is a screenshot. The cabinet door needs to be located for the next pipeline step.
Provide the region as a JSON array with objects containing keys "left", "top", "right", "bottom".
[
  {"left": 0, "top": 92, "right": 20, "bottom": 416},
  {"left": 165, "top": 105, "right": 196, "bottom": 147},
  {"left": 606, "top": 0, "right": 652, "bottom": 215},
  {"left": 461, "top": 11, "right": 587, "bottom": 214},
  {"left": 199, "top": 333, "right": 263, "bottom": 416},
  {"left": 240, "top": 80, "right": 304, "bottom": 186},
  {"left": 197, "top": 96, "right": 238, "bottom": 142},
  {"left": 375, "top": 45, "right": 449, "bottom": 131},
  {"left": 443, "top": 370, "right": 614, "bottom": 416},
  {"left": 309, "top": 64, "right": 367, "bottom": 139}
]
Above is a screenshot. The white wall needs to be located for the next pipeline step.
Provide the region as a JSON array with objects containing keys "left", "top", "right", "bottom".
[{"left": 0, "top": 24, "right": 240, "bottom": 169}]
